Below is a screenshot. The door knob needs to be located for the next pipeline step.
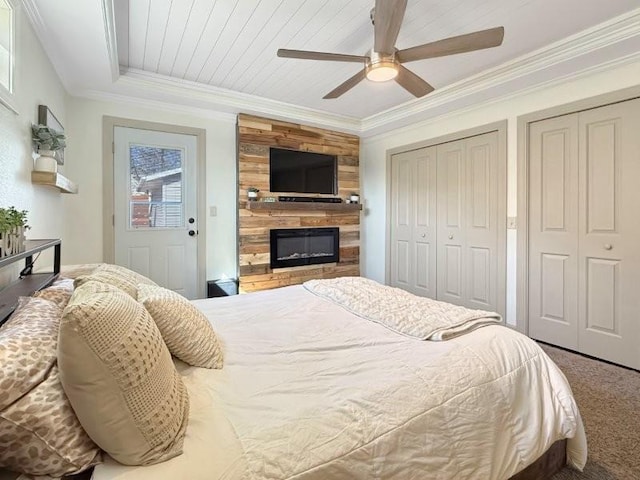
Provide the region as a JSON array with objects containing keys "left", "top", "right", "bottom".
[
  {"left": 188, "top": 230, "right": 196, "bottom": 237},
  {"left": 448, "top": 234, "right": 454, "bottom": 240},
  {"left": 188, "top": 217, "right": 195, "bottom": 224},
  {"left": 604, "top": 244, "right": 613, "bottom": 250},
  {"left": 421, "top": 234, "right": 426, "bottom": 238}
]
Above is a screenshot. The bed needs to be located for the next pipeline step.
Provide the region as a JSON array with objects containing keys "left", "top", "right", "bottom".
[{"left": 86, "top": 283, "right": 587, "bottom": 480}]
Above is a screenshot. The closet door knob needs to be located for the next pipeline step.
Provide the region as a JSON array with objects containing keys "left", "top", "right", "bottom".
[
  {"left": 604, "top": 244, "right": 613, "bottom": 250},
  {"left": 448, "top": 234, "right": 454, "bottom": 240}
]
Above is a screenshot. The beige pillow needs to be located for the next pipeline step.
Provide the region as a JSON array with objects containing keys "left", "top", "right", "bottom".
[
  {"left": 33, "top": 277, "right": 75, "bottom": 309},
  {"left": 75, "top": 263, "right": 156, "bottom": 298},
  {"left": 0, "top": 297, "right": 101, "bottom": 477},
  {"left": 138, "top": 284, "right": 224, "bottom": 369},
  {"left": 60, "top": 263, "right": 104, "bottom": 279},
  {"left": 58, "top": 281, "right": 189, "bottom": 466}
]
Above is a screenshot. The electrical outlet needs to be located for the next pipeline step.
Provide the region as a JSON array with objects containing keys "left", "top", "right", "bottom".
[
  {"left": 507, "top": 217, "right": 517, "bottom": 229},
  {"left": 209, "top": 206, "right": 217, "bottom": 217}
]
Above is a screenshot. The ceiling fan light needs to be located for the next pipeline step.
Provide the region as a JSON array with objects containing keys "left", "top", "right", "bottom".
[{"left": 366, "top": 61, "right": 398, "bottom": 82}]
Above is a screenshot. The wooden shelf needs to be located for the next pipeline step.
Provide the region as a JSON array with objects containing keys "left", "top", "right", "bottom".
[
  {"left": 246, "top": 201, "right": 362, "bottom": 212},
  {"left": 31, "top": 171, "right": 78, "bottom": 194}
]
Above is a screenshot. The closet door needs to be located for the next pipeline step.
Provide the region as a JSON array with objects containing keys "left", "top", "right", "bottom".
[
  {"left": 577, "top": 100, "right": 640, "bottom": 369},
  {"left": 390, "top": 147, "right": 437, "bottom": 297},
  {"left": 436, "top": 139, "right": 466, "bottom": 306},
  {"left": 464, "top": 132, "right": 500, "bottom": 312},
  {"left": 528, "top": 115, "right": 579, "bottom": 349}
]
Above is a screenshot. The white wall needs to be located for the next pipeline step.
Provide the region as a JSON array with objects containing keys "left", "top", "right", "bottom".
[
  {"left": 63, "top": 97, "right": 237, "bottom": 285},
  {"left": 0, "top": 4, "right": 67, "bottom": 283},
  {"left": 360, "top": 59, "right": 640, "bottom": 326}
]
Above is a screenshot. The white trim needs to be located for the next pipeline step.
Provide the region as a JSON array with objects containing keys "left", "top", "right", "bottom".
[
  {"left": 362, "top": 50, "right": 640, "bottom": 143},
  {"left": 75, "top": 88, "right": 238, "bottom": 123},
  {"left": 100, "top": 0, "right": 119, "bottom": 83},
  {"left": 117, "top": 68, "right": 362, "bottom": 134}
]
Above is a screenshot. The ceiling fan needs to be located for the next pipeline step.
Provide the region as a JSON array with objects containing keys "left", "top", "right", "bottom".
[{"left": 277, "top": 0, "right": 504, "bottom": 99}]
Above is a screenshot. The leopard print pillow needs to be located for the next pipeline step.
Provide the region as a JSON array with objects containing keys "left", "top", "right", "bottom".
[
  {"left": 33, "top": 277, "right": 75, "bottom": 309},
  {"left": 0, "top": 297, "right": 101, "bottom": 477}
]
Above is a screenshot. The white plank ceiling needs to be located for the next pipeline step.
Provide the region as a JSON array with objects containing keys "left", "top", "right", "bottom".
[
  {"left": 35, "top": 0, "right": 640, "bottom": 121},
  {"left": 113, "top": 0, "right": 640, "bottom": 118}
]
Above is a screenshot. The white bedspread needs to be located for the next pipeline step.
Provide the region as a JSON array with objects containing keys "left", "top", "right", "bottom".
[
  {"left": 92, "top": 285, "right": 587, "bottom": 480},
  {"left": 304, "top": 277, "right": 502, "bottom": 340}
]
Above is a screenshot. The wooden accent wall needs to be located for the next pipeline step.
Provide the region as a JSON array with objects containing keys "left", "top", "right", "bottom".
[{"left": 238, "top": 114, "right": 360, "bottom": 293}]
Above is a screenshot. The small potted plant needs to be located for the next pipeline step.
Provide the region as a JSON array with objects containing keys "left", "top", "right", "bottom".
[
  {"left": 349, "top": 192, "right": 360, "bottom": 204},
  {"left": 0, "top": 207, "right": 29, "bottom": 257},
  {"left": 31, "top": 124, "right": 66, "bottom": 173},
  {"left": 247, "top": 187, "right": 259, "bottom": 201}
]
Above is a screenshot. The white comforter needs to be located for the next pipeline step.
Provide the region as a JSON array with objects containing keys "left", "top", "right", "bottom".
[{"left": 92, "top": 285, "right": 587, "bottom": 480}]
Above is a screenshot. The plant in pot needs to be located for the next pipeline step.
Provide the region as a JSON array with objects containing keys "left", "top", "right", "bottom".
[
  {"left": 31, "top": 124, "right": 66, "bottom": 173},
  {"left": 247, "top": 187, "right": 259, "bottom": 201},
  {"left": 0, "top": 207, "right": 29, "bottom": 257}
]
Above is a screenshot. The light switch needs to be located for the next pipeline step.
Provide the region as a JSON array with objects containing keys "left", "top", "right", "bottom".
[
  {"left": 209, "top": 206, "right": 217, "bottom": 217},
  {"left": 507, "top": 217, "right": 517, "bottom": 229}
]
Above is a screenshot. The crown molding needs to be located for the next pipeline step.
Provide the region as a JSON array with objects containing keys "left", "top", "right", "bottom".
[
  {"left": 100, "top": 0, "right": 120, "bottom": 83},
  {"left": 360, "top": 7, "right": 640, "bottom": 133},
  {"left": 21, "top": 0, "right": 76, "bottom": 93},
  {"left": 73, "top": 88, "right": 238, "bottom": 123},
  {"left": 362, "top": 50, "right": 640, "bottom": 143},
  {"left": 117, "top": 68, "right": 362, "bottom": 134}
]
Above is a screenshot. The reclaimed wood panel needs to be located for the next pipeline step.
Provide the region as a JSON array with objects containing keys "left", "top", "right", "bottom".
[{"left": 238, "top": 114, "right": 360, "bottom": 293}]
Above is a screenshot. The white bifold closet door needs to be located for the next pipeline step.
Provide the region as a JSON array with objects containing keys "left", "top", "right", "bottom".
[
  {"left": 390, "top": 147, "right": 437, "bottom": 298},
  {"left": 528, "top": 98, "right": 640, "bottom": 370},
  {"left": 390, "top": 131, "right": 501, "bottom": 315},
  {"left": 436, "top": 133, "right": 500, "bottom": 312}
]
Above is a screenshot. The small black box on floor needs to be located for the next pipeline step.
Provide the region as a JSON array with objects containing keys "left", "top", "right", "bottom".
[{"left": 207, "top": 279, "right": 238, "bottom": 298}]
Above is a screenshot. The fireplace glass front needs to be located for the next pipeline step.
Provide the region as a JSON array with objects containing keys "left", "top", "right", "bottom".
[{"left": 270, "top": 227, "right": 339, "bottom": 269}]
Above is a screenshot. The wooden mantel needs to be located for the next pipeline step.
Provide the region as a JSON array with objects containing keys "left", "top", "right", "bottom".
[
  {"left": 246, "top": 201, "right": 362, "bottom": 212},
  {"left": 237, "top": 114, "right": 361, "bottom": 293}
]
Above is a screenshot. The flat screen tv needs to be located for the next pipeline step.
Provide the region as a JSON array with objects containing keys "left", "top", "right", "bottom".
[{"left": 269, "top": 147, "right": 337, "bottom": 194}]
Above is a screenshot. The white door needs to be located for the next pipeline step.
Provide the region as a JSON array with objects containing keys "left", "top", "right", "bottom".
[
  {"left": 436, "top": 139, "right": 466, "bottom": 306},
  {"left": 577, "top": 100, "right": 640, "bottom": 369},
  {"left": 464, "top": 132, "right": 500, "bottom": 312},
  {"left": 528, "top": 98, "right": 640, "bottom": 369},
  {"left": 114, "top": 127, "right": 200, "bottom": 299},
  {"left": 528, "top": 114, "right": 580, "bottom": 349},
  {"left": 390, "top": 147, "right": 437, "bottom": 297},
  {"left": 436, "top": 131, "right": 501, "bottom": 313}
]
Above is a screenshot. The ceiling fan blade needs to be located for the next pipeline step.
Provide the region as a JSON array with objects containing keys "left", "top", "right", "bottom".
[
  {"left": 277, "top": 49, "right": 367, "bottom": 63},
  {"left": 397, "top": 26, "right": 505, "bottom": 63},
  {"left": 374, "top": 0, "right": 408, "bottom": 54},
  {"left": 395, "top": 65, "right": 435, "bottom": 98},
  {"left": 323, "top": 69, "right": 367, "bottom": 99}
]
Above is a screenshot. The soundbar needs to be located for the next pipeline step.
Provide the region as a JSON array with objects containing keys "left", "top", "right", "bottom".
[{"left": 278, "top": 196, "right": 343, "bottom": 203}]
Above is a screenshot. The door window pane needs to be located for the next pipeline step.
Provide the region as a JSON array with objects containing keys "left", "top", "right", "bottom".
[{"left": 129, "top": 144, "right": 184, "bottom": 229}]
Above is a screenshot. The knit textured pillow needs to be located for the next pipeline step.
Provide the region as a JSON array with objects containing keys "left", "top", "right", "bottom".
[
  {"left": 74, "top": 263, "right": 156, "bottom": 298},
  {"left": 137, "top": 284, "right": 224, "bottom": 369},
  {"left": 0, "top": 297, "right": 101, "bottom": 477},
  {"left": 58, "top": 281, "right": 189, "bottom": 466},
  {"left": 60, "top": 263, "right": 104, "bottom": 279}
]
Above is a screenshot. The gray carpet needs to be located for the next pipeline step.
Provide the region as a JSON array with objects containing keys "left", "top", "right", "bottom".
[{"left": 540, "top": 344, "right": 640, "bottom": 480}]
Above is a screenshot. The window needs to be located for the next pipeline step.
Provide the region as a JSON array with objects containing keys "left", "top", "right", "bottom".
[
  {"left": 0, "top": 0, "right": 15, "bottom": 113},
  {"left": 128, "top": 144, "right": 185, "bottom": 229}
]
